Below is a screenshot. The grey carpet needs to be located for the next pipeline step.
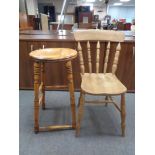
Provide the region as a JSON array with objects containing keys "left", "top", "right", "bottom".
[{"left": 19, "top": 91, "right": 135, "bottom": 155}]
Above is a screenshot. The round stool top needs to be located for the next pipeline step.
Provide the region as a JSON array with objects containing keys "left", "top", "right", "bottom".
[{"left": 29, "top": 48, "right": 77, "bottom": 62}]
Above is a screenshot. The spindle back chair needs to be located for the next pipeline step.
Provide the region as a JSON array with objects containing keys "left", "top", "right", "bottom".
[{"left": 73, "top": 30, "right": 127, "bottom": 137}]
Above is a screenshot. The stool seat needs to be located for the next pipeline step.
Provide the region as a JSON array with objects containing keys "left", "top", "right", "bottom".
[{"left": 29, "top": 48, "right": 77, "bottom": 62}]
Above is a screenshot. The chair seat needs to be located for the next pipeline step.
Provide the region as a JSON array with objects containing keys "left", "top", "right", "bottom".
[
  {"left": 29, "top": 48, "right": 77, "bottom": 62},
  {"left": 81, "top": 73, "right": 127, "bottom": 95}
]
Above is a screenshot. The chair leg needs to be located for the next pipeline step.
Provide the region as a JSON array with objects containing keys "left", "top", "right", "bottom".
[
  {"left": 77, "top": 97, "right": 80, "bottom": 108},
  {"left": 34, "top": 62, "right": 40, "bottom": 133},
  {"left": 41, "top": 62, "right": 45, "bottom": 110},
  {"left": 121, "top": 93, "right": 126, "bottom": 137},
  {"left": 65, "top": 61, "right": 76, "bottom": 129},
  {"left": 105, "top": 96, "right": 108, "bottom": 107},
  {"left": 76, "top": 91, "right": 85, "bottom": 137},
  {"left": 77, "top": 93, "right": 85, "bottom": 108}
]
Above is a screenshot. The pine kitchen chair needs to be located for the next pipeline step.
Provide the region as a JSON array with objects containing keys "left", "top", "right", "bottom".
[{"left": 73, "top": 30, "right": 127, "bottom": 137}]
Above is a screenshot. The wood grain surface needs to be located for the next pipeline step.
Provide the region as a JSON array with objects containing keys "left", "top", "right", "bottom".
[{"left": 19, "top": 30, "right": 135, "bottom": 92}]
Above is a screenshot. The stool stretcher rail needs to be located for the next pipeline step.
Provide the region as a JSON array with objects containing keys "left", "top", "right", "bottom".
[
  {"left": 45, "top": 85, "right": 68, "bottom": 89},
  {"left": 39, "top": 125, "right": 73, "bottom": 132}
]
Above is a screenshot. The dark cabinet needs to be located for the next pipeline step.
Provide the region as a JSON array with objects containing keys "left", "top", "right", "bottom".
[
  {"left": 19, "top": 40, "right": 134, "bottom": 92},
  {"left": 75, "top": 6, "right": 91, "bottom": 23},
  {"left": 44, "top": 5, "right": 56, "bottom": 22}
]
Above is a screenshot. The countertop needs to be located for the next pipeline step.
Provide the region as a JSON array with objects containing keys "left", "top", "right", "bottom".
[{"left": 19, "top": 30, "right": 135, "bottom": 42}]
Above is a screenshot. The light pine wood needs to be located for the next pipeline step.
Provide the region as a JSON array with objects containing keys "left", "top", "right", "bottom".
[
  {"left": 121, "top": 93, "right": 126, "bottom": 136},
  {"left": 87, "top": 41, "right": 92, "bottom": 73},
  {"left": 65, "top": 61, "right": 76, "bottom": 129},
  {"left": 96, "top": 41, "right": 100, "bottom": 73},
  {"left": 111, "top": 102, "right": 121, "bottom": 112},
  {"left": 112, "top": 43, "right": 121, "bottom": 74},
  {"left": 74, "top": 30, "right": 124, "bottom": 75},
  {"left": 74, "top": 30, "right": 125, "bottom": 42},
  {"left": 41, "top": 62, "right": 45, "bottom": 109},
  {"left": 78, "top": 42, "right": 85, "bottom": 74},
  {"left": 39, "top": 83, "right": 43, "bottom": 93},
  {"left": 81, "top": 73, "right": 127, "bottom": 95},
  {"left": 34, "top": 61, "right": 40, "bottom": 133},
  {"left": 84, "top": 100, "right": 121, "bottom": 112},
  {"left": 103, "top": 42, "right": 110, "bottom": 73},
  {"left": 29, "top": 48, "right": 77, "bottom": 61},
  {"left": 85, "top": 99, "right": 116, "bottom": 103},
  {"left": 39, "top": 94, "right": 43, "bottom": 106},
  {"left": 31, "top": 48, "right": 77, "bottom": 133},
  {"left": 45, "top": 85, "right": 68, "bottom": 89},
  {"left": 76, "top": 91, "right": 85, "bottom": 137},
  {"left": 39, "top": 125, "right": 72, "bottom": 132},
  {"left": 73, "top": 30, "right": 127, "bottom": 137}
]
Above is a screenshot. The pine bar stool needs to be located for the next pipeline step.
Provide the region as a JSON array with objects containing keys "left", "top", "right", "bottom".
[
  {"left": 29, "top": 48, "right": 77, "bottom": 133},
  {"left": 73, "top": 30, "right": 127, "bottom": 137}
]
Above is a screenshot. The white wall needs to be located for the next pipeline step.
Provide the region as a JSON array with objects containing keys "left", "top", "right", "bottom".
[
  {"left": 19, "top": 0, "right": 26, "bottom": 12},
  {"left": 37, "top": 0, "right": 108, "bottom": 23},
  {"left": 52, "top": 1, "right": 75, "bottom": 13},
  {"left": 94, "top": 6, "right": 107, "bottom": 20},
  {"left": 108, "top": 6, "right": 135, "bottom": 22},
  {"left": 38, "top": 0, "right": 75, "bottom": 13},
  {"left": 19, "top": 0, "right": 39, "bottom": 15},
  {"left": 26, "top": 0, "right": 38, "bottom": 15}
]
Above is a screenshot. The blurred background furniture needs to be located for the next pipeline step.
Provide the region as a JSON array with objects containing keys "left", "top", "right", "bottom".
[
  {"left": 43, "top": 5, "right": 56, "bottom": 22},
  {"left": 40, "top": 13, "right": 49, "bottom": 31},
  {"left": 116, "top": 22, "right": 125, "bottom": 30},
  {"left": 124, "top": 23, "right": 131, "bottom": 30},
  {"left": 50, "top": 23, "right": 74, "bottom": 30},
  {"left": 19, "top": 12, "right": 33, "bottom": 30},
  {"left": 78, "top": 23, "right": 92, "bottom": 29},
  {"left": 33, "top": 17, "right": 40, "bottom": 30}
]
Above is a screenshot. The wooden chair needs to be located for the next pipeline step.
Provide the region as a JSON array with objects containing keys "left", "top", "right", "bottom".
[{"left": 73, "top": 30, "right": 127, "bottom": 137}]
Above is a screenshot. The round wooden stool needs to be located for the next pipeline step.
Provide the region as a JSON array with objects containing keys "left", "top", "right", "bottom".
[{"left": 29, "top": 48, "right": 77, "bottom": 133}]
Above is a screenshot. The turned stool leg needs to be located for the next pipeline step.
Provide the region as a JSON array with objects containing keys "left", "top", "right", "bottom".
[
  {"left": 76, "top": 91, "right": 85, "bottom": 137},
  {"left": 121, "top": 93, "right": 126, "bottom": 137},
  {"left": 41, "top": 62, "right": 45, "bottom": 110},
  {"left": 65, "top": 61, "right": 76, "bottom": 129},
  {"left": 34, "top": 62, "right": 40, "bottom": 133}
]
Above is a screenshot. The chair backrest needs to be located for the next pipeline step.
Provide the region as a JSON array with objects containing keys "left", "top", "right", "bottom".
[
  {"left": 73, "top": 29, "right": 125, "bottom": 75},
  {"left": 40, "top": 13, "right": 49, "bottom": 31}
]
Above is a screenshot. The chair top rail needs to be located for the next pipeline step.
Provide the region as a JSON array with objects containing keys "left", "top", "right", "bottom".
[{"left": 73, "top": 30, "right": 125, "bottom": 42}]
